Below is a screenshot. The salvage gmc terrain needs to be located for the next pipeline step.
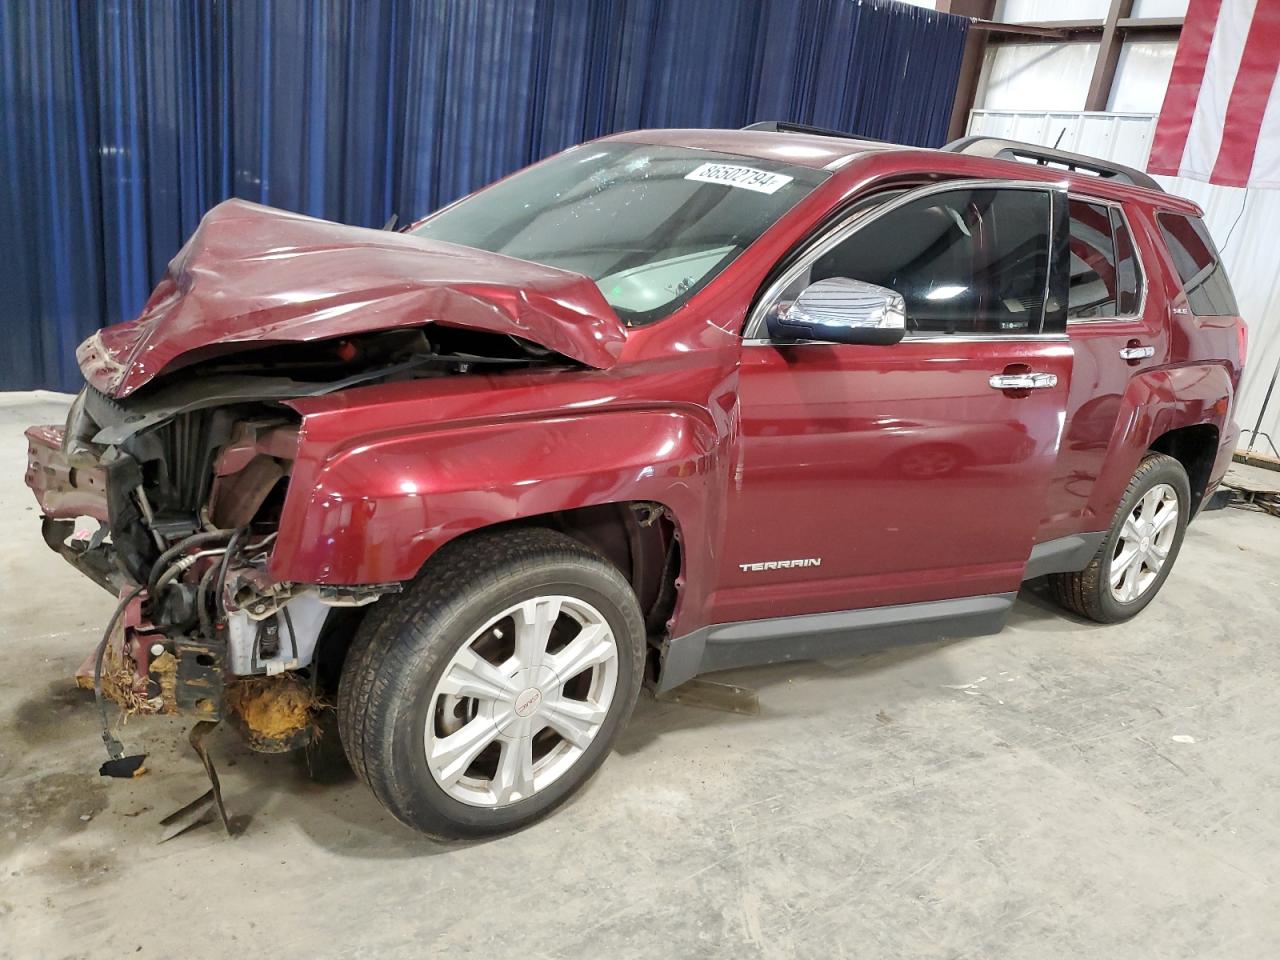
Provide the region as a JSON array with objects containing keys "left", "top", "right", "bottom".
[{"left": 25, "top": 125, "right": 1245, "bottom": 838}]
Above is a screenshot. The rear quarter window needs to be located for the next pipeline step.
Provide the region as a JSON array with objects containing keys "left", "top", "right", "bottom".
[{"left": 1157, "top": 213, "right": 1239, "bottom": 317}]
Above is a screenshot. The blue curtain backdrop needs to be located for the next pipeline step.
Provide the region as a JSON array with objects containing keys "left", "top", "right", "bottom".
[{"left": 0, "top": 0, "right": 969, "bottom": 391}]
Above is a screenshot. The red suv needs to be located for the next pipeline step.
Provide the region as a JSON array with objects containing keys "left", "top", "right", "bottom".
[{"left": 25, "top": 126, "right": 1245, "bottom": 838}]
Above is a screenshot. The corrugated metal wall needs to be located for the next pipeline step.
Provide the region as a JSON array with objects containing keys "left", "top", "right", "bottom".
[
  {"left": 0, "top": 0, "right": 970, "bottom": 392},
  {"left": 970, "top": 109, "right": 1280, "bottom": 455}
]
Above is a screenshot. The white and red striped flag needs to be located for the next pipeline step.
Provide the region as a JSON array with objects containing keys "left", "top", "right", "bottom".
[{"left": 1148, "top": 0, "right": 1280, "bottom": 187}]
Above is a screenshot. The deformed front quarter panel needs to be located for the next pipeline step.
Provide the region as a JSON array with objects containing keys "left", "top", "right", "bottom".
[{"left": 268, "top": 376, "right": 725, "bottom": 633}]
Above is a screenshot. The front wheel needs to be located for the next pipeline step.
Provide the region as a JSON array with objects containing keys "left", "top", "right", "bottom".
[
  {"left": 1048, "top": 452, "right": 1190, "bottom": 623},
  {"left": 337, "top": 528, "right": 646, "bottom": 838}
]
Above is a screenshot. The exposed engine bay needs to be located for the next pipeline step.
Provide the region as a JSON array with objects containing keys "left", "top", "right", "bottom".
[
  {"left": 25, "top": 326, "right": 575, "bottom": 753},
  {"left": 21, "top": 196, "right": 634, "bottom": 835}
]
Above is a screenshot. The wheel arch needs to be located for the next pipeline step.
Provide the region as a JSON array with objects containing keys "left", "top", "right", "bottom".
[
  {"left": 1147, "top": 422, "right": 1220, "bottom": 516},
  {"left": 1087, "top": 364, "right": 1233, "bottom": 526},
  {"left": 422, "top": 501, "right": 685, "bottom": 643}
]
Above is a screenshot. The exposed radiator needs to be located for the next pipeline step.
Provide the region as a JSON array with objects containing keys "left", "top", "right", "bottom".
[{"left": 151, "top": 409, "right": 218, "bottom": 516}]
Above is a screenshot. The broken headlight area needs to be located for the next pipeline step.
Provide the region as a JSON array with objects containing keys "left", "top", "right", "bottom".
[
  {"left": 27, "top": 329, "right": 548, "bottom": 750},
  {"left": 46, "top": 327, "right": 546, "bottom": 583},
  {"left": 44, "top": 445, "right": 396, "bottom": 750}
]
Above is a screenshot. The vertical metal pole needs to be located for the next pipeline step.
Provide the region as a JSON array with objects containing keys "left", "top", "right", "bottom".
[
  {"left": 1245, "top": 348, "right": 1280, "bottom": 456},
  {"left": 1086, "top": 0, "right": 1135, "bottom": 111},
  {"left": 938, "top": 0, "right": 997, "bottom": 143}
]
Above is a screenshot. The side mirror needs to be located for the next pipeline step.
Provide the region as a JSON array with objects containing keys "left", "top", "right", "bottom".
[{"left": 767, "top": 277, "right": 907, "bottom": 346}]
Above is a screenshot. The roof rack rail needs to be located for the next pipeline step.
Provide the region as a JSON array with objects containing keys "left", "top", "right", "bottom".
[
  {"left": 942, "top": 136, "right": 1163, "bottom": 192},
  {"left": 742, "top": 120, "right": 884, "bottom": 143}
]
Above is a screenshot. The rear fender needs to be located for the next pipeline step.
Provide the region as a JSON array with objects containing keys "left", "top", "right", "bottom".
[
  {"left": 269, "top": 407, "right": 719, "bottom": 605},
  {"left": 1086, "top": 363, "right": 1233, "bottom": 524}
]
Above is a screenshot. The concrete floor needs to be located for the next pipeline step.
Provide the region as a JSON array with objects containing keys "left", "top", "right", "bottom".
[{"left": 2, "top": 391, "right": 1279, "bottom": 960}]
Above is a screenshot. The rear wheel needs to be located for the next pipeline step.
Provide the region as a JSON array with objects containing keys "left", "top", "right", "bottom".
[
  {"left": 337, "top": 528, "right": 646, "bottom": 838},
  {"left": 1049, "top": 452, "right": 1190, "bottom": 623}
]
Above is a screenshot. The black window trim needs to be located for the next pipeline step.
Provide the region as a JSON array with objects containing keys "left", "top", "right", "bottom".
[
  {"left": 1064, "top": 193, "right": 1147, "bottom": 326},
  {"left": 743, "top": 178, "right": 1067, "bottom": 344}
]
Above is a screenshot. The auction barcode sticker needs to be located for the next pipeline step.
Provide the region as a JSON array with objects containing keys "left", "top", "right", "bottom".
[{"left": 684, "top": 162, "right": 793, "bottom": 195}]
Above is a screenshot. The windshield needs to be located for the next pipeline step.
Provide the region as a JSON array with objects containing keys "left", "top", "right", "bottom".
[{"left": 413, "top": 143, "right": 828, "bottom": 325}]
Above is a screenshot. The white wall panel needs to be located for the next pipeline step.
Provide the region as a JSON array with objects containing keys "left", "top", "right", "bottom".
[
  {"left": 1109, "top": 40, "right": 1177, "bottom": 113},
  {"left": 995, "top": 0, "right": 1110, "bottom": 20},
  {"left": 968, "top": 110, "right": 1280, "bottom": 453},
  {"left": 1131, "top": 0, "right": 1189, "bottom": 15},
  {"left": 995, "top": 0, "right": 1187, "bottom": 21},
  {"left": 976, "top": 43, "right": 1101, "bottom": 111},
  {"left": 967, "top": 110, "right": 1157, "bottom": 163}
]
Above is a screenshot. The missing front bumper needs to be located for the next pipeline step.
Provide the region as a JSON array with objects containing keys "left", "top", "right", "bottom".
[{"left": 74, "top": 593, "right": 225, "bottom": 721}]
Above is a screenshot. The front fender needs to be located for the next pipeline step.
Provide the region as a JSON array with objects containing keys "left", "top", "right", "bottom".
[
  {"left": 268, "top": 407, "right": 719, "bottom": 589},
  {"left": 1087, "top": 363, "right": 1233, "bottom": 523}
]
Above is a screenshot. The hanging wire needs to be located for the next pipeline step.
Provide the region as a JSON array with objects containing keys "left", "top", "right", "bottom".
[{"left": 1221, "top": 187, "right": 1249, "bottom": 253}]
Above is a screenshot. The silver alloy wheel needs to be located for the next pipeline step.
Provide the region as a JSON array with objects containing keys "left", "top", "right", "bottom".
[
  {"left": 425, "top": 596, "right": 619, "bottom": 807},
  {"left": 1110, "top": 482, "right": 1179, "bottom": 603}
]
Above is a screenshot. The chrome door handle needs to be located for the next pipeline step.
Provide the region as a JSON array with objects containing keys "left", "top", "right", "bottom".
[
  {"left": 988, "top": 372, "right": 1058, "bottom": 390},
  {"left": 1119, "top": 344, "right": 1155, "bottom": 360}
]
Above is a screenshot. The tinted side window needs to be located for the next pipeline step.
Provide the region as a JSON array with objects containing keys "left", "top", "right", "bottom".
[
  {"left": 1157, "top": 213, "right": 1239, "bottom": 316},
  {"left": 1111, "top": 208, "right": 1142, "bottom": 315},
  {"left": 808, "top": 187, "right": 1051, "bottom": 335},
  {"left": 1067, "top": 200, "right": 1117, "bottom": 319}
]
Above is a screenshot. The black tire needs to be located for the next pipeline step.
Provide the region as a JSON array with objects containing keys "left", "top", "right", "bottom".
[
  {"left": 336, "top": 527, "right": 645, "bottom": 839},
  {"left": 1048, "top": 452, "right": 1191, "bottom": 623}
]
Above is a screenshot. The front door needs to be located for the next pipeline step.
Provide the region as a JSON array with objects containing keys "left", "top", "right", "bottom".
[{"left": 713, "top": 183, "right": 1074, "bottom": 626}]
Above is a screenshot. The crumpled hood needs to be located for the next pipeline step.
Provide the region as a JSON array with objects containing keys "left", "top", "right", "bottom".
[{"left": 78, "top": 199, "right": 628, "bottom": 398}]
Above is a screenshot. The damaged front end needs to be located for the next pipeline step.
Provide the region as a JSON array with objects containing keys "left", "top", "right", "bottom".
[
  {"left": 24, "top": 198, "right": 627, "bottom": 762},
  {"left": 28, "top": 370, "right": 392, "bottom": 753},
  {"left": 26, "top": 326, "right": 578, "bottom": 759},
  {"left": 22, "top": 199, "right": 629, "bottom": 833}
]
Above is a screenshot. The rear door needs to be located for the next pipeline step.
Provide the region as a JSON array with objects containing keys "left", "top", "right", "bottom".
[
  {"left": 1037, "top": 198, "right": 1163, "bottom": 542},
  {"left": 715, "top": 182, "right": 1074, "bottom": 626}
]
